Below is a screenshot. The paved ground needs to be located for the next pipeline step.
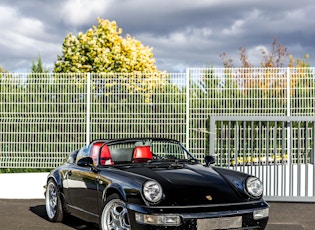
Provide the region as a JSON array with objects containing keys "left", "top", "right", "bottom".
[{"left": 0, "top": 199, "right": 313, "bottom": 229}]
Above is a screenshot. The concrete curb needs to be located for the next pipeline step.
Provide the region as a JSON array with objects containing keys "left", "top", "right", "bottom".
[{"left": 0, "top": 173, "right": 49, "bottom": 199}]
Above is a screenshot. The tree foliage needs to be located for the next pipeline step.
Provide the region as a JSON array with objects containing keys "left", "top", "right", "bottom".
[
  {"left": 0, "top": 66, "right": 8, "bottom": 73},
  {"left": 54, "top": 18, "right": 158, "bottom": 73},
  {"left": 218, "top": 37, "right": 313, "bottom": 106},
  {"left": 220, "top": 37, "right": 310, "bottom": 68},
  {"left": 31, "top": 55, "right": 49, "bottom": 73}
]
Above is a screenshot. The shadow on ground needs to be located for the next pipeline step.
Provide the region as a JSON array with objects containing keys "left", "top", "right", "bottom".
[{"left": 29, "top": 204, "right": 98, "bottom": 230}]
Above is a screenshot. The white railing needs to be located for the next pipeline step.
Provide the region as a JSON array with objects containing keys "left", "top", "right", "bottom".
[
  {"left": 0, "top": 67, "right": 314, "bottom": 168},
  {"left": 209, "top": 116, "right": 315, "bottom": 202}
]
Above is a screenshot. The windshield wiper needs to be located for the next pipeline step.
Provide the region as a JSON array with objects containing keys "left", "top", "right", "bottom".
[
  {"left": 178, "top": 158, "right": 199, "bottom": 164},
  {"left": 145, "top": 159, "right": 196, "bottom": 169}
]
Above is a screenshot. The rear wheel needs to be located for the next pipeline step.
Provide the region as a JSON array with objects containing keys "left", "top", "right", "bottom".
[
  {"left": 100, "top": 194, "right": 131, "bottom": 230},
  {"left": 45, "top": 179, "right": 64, "bottom": 222}
]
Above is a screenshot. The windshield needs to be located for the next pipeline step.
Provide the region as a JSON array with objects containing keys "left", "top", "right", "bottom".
[
  {"left": 150, "top": 140, "right": 192, "bottom": 160},
  {"left": 100, "top": 138, "right": 195, "bottom": 165}
]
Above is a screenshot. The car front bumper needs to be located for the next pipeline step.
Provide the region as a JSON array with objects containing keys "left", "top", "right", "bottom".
[{"left": 126, "top": 200, "right": 269, "bottom": 229}]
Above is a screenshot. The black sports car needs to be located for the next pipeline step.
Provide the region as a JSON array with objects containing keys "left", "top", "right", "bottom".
[{"left": 45, "top": 138, "right": 269, "bottom": 229}]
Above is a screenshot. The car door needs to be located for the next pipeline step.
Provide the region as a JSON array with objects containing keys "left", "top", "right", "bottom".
[{"left": 66, "top": 163, "right": 99, "bottom": 216}]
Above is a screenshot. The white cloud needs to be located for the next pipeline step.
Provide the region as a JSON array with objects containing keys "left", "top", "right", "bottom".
[
  {"left": 247, "top": 45, "right": 268, "bottom": 66},
  {"left": 142, "top": 26, "right": 213, "bottom": 49},
  {"left": 61, "top": 0, "right": 111, "bottom": 26},
  {"left": 0, "top": 5, "right": 61, "bottom": 71},
  {"left": 0, "top": 0, "right": 315, "bottom": 71},
  {"left": 0, "top": 6, "right": 45, "bottom": 50},
  {"left": 222, "top": 19, "right": 245, "bottom": 35}
]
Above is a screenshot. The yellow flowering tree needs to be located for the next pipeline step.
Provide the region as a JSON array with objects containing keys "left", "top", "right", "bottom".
[
  {"left": 54, "top": 18, "right": 167, "bottom": 103},
  {"left": 0, "top": 66, "right": 8, "bottom": 73},
  {"left": 54, "top": 18, "right": 157, "bottom": 73}
]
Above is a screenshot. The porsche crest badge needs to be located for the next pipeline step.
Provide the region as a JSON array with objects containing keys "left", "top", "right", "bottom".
[{"left": 206, "top": 195, "right": 213, "bottom": 201}]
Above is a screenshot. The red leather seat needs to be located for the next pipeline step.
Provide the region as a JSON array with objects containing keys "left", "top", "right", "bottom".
[
  {"left": 132, "top": 146, "right": 152, "bottom": 163},
  {"left": 100, "top": 144, "right": 113, "bottom": 165},
  {"left": 91, "top": 142, "right": 103, "bottom": 166}
]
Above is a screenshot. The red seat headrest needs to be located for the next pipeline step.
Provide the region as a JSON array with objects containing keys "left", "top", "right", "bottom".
[
  {"left": 133, "top": 146, "right": 152, "bottom": 163},
  {"left": 100, "top": 145, "right": 113, "bottom": 165},
  {"left": 91, "top": 142, "right": 103, "bottom": 166}
]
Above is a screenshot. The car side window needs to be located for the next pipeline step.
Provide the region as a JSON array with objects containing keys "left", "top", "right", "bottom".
[
  {"left": 75, "top": 146, "right": 89, "bottom": 164},
  {"left": 66, "top": 150, "right": 79, "bottom": 164}
]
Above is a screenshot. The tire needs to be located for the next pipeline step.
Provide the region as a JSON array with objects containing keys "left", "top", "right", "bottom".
[
  {"left": 45, "top": 179, "right": 64, "bottom": 222},
  {"left": 100, "top": 194, "right": 131, "bottom": 230}
]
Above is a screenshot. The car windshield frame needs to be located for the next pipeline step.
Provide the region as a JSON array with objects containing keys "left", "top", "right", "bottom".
[{"left": 95, "top": 138, "right": 196, "bottom": 165}]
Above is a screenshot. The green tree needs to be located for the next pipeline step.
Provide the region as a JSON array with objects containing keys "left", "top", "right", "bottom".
[
  {"left": 0, "top": 66, "right": 8, "bottom": 73},
  {"left": 54, "top": 18, "right": 157, "bottom": 73},
  {"left": 31, "top": 55, "right": 49, "bottom": 73}
]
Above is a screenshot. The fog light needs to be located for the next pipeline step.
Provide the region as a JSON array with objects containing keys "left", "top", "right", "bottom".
[
  {"left": 135, "top": 213, "right": 181, "bottom": 226},
  {"left": 253, "top": 208, "right": 269, "bottom": 220}
]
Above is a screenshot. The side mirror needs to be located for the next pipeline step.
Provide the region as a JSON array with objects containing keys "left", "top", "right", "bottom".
[
  {"left": 205, "top": 155, "right": 215, "bottom": 166},
  {"left": 77, "top": 157, "right": 94, "bottom": 167}
]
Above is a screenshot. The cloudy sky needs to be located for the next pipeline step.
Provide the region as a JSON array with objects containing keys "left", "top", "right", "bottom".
[{"left": 0, "top": 0, "right": 314, "bottom": 72}]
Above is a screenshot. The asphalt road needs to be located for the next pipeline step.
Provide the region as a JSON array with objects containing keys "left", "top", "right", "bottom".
[{"left": 0, "top": 199, "right": 313, "bottom": 229}]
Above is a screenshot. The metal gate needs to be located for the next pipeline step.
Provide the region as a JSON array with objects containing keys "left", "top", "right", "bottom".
[{"left": 209, "top": 116, "right": 315, "bottom": 202}]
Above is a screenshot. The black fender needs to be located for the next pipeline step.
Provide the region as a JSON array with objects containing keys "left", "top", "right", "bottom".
[
  {"left": 102, "top": 182, "right": 144, "bottom": 207},
  {"left": 46, "top": 169, "right": 69, "bottom": 213},
  {"left": 103, "top": 183, "right": 127, "bottom": 202},
  {"left": 47, "top": 169, "right": 63, "bottom": 190}
]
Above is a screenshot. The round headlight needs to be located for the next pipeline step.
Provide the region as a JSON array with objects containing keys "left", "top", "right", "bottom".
[
  {"left": 246, "top": 177, "right": 263, "bottom": 197},
  {"left": 143, "top": 180, "right": 163, "bottom": 203}
]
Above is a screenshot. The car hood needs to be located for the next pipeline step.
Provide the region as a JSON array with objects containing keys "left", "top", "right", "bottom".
[{"left": 123, "top": 163, "right": 249, "bottom": 206}]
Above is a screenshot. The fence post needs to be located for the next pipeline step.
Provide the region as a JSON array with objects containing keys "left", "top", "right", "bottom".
[
  {"left": 209, "top": 116, "right": 216, "bottom": 156},
  {"left": 286, "top": 67, "right": 291, "bottom": 164},
  {"left": 186, "top": 68, "right": 190, "bottom": 150},
  {"left": 313, "top": 122, "right": 315, "bottom": 195},
  {"left": 86, "top": 73, "right": 91, "bottom": 145},
  {"left": 286, "top": 68, "right": 293, "bottom": 196},
  {"left": 287, "top": 67, "right": 291, "bottom": 117}
]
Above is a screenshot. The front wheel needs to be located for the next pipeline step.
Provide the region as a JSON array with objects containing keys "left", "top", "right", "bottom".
[
  {"left": 45, "top": 179, "right": 64, "bottom": 222},
  {"left": 100, "top": 194, "right": 131, "bottom": 230}
]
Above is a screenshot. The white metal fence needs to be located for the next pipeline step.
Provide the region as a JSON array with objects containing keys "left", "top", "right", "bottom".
[
  {"left": 209, "top": 116, "right": 315, "bottom": 202},
  {"left": 0, "top": 67, "right": 315, "bottom": 168}
]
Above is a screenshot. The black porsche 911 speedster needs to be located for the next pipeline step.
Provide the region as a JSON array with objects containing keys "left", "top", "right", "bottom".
[{"left": 45, "top": 138, "right": 269, "bottom": 230}]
